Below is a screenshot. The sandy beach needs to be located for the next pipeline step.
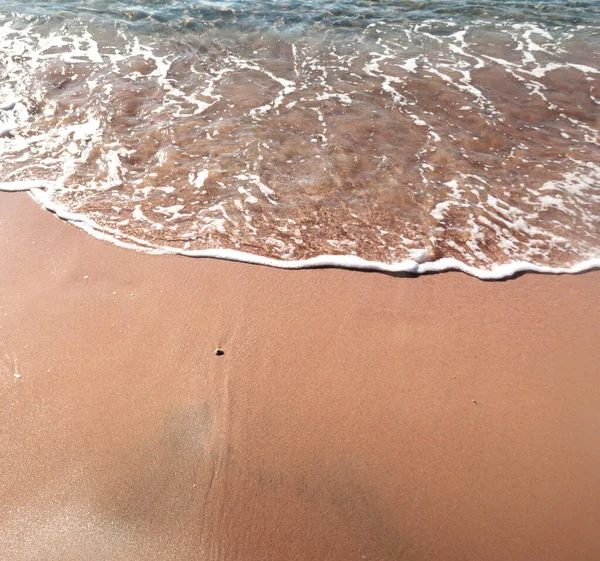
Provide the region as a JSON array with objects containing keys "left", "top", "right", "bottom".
[{"left": 0, "top": 191, "right": 599, "bottom": 561}]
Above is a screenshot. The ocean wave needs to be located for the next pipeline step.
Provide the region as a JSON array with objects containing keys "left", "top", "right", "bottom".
[
  {"left": 3, "top": 177, "right": 600, "bottom": 279},
  {"left": 0, "top": 7, "right": 599, "bottom": 277}
]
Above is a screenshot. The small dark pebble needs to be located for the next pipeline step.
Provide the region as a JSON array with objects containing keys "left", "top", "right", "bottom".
[
  {"left": 215, "top": 348, "right": 225, "bottom": 356},
  {"left": 472, "top": 400, "right": 478, "bottom": 404}
]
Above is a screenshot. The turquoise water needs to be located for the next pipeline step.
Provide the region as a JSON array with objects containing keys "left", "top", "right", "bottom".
[{"left": 3, "top": 0, "right": 600, "bottom": 27}]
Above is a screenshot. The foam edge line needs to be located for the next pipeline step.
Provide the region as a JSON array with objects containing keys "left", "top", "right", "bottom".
[{"left": 1, "top": 182, "right": 598, "bottom": 280}]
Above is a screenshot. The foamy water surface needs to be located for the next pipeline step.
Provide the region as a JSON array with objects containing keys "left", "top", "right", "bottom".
[{"left": 1, "top": 1, "right": 599, "bottom": 277}]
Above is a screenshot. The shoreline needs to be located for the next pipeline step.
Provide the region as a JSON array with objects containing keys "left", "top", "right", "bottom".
[
  {"left": 1, "top": 186, "right": 599, "bottom": 280},
  {"left": 1, "top": 191, "right": 599, "bottom": 561}
]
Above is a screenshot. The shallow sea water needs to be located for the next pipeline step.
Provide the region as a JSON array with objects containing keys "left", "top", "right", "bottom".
[{"left": 0, "top": 1, "right": 599, "bottom": 276}]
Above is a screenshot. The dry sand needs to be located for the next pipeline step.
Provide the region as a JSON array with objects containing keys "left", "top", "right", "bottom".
[{"left": 0, "top": 192, "right": 599, "bottom": 561}]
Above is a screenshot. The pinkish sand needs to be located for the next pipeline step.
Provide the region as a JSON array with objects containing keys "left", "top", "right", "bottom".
[{"left": 0, "top": 192, "right": 599, "bottom": 561}]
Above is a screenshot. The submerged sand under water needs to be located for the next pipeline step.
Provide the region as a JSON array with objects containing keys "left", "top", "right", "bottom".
[{"left": 0, "top": 16, "right": 599, "bottom": 273}]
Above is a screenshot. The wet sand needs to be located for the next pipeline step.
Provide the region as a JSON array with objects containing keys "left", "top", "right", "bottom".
[{"left": 0, "top": 192, "right": 599, "bottom": 561}]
